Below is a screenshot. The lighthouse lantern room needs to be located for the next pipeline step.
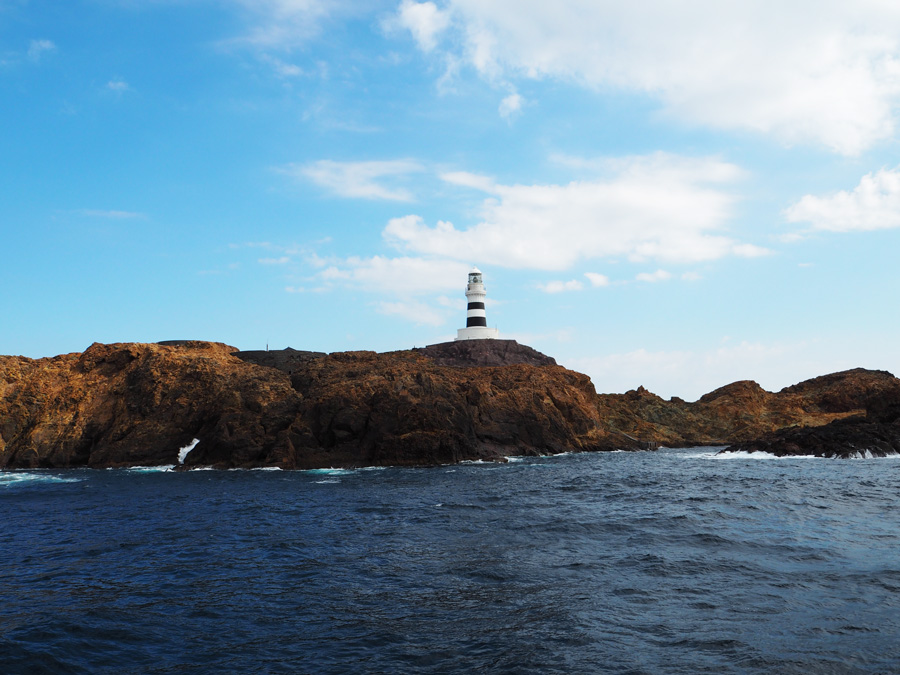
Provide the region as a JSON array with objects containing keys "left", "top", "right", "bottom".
[{"left": 455, "top": 266, "right": 500, "bottom": 341}]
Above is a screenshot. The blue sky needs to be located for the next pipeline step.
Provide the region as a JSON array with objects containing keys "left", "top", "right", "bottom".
[{"left": 3, "top": 0, "right": 900, "bottom": 399}]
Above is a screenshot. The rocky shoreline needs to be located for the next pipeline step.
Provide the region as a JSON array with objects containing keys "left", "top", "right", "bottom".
[{"left": 1, "top": 341, "right": 898, "bottom": 469}]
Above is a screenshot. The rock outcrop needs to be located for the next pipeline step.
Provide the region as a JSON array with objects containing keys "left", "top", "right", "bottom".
[
  {"left": 414, "top": 340, "right": 557, "bottom": 368},
  {"left": 721, "top": 370, "right": 900, "bottom": 458},
  {"left": 592, "top": 373, "right": 874, "bottom": 448},
  {"left": 0, "top": 341, "right": 627, "bottom": 470},
  {"left": 2, "top": 342, "right": 898, "bottom": 469}
]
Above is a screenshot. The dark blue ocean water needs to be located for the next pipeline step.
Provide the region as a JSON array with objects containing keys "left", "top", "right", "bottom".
[{"left": 2, "top": 448, "right": 899, "bottom": 674}]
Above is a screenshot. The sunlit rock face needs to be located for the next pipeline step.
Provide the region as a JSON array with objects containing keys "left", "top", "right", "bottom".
[
  {"left": 0, "top": 341, "right": 625, "bottom": 469},
  {"left": 2, "top": 341, "right": 898, "bottom": 469}
]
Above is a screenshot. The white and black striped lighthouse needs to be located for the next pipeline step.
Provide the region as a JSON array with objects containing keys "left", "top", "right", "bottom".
[{"left": 456, "top": 266, "right": 500, "bottom": 341}]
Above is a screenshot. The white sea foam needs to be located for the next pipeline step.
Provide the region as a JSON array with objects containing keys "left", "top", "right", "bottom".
[
  {"left": 712, "top": 450, "right": 817, "bottom": 460},
  {"left": 314, "top": 479, "right": 341, "bottom": 484},
  {"left": 178, "top": 438, "right": 200, "bottom": 464},
  {"left": 847, "top": 449, "right": 900, "bottom": 459},
  {"left": 125, "top": 465, "right": 175, "bottom": 472},
  {"left": 0, "top": 471, "right": 82, "bottom": 486},
  {"left": 305, "top": 468, "right": 355, "bottom": 475}
]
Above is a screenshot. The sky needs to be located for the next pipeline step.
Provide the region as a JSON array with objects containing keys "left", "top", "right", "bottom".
[{"left": 2, "top": 0, "right": 900, "bottom": 400}]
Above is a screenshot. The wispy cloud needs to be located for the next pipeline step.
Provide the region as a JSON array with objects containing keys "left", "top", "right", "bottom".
[
  {"left": 318, "top": 255, "right": 468, "bottom": 295},
  {"left": 287, "top": 159, "right": 425, "bottom": 201},
  {"left": 635, "top": 269, "right": 672, "bottom": 283},
  {"left": 76, "top": 209, "right": 145, "bottom": 219},
  {"left": 498, "top": 92, "right": 523, "bottom": 121},
  {"left": 539, "top": 279, "right": 583, "bottom": 293},
  {"left": 259, "top": 54, "right": 304, "bottom": 77},
  {"left": 376, "top": 299, "right": 449, "bottom": 326},
  {"left": 106, "top": 79, "right": 130, "bottom": 92},
  {"left": 27, "top": 39, "right": 56, "bottom": 62},
  {"left": 226, "top": 0, "right": 340, "bottom": 49}
]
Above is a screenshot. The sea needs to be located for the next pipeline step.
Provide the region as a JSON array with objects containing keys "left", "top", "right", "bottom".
[{"left": 2, "top": 447, "right": 899, "bottom": 674}]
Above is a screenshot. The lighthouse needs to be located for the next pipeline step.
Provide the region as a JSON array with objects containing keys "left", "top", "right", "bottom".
[{"left": 455, "top": 266, "right": 500, "bottom": 341}]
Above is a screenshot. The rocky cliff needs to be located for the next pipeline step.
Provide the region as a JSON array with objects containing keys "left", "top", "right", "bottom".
[
  {"left": 0, "top": 341, "right": 623, "bottom": 470},
  {"left": 1, "top": 342, "right": 897, "bottom": 469},
  {"left": 721, "top": 369, "right": 900, "bottom": 458}
]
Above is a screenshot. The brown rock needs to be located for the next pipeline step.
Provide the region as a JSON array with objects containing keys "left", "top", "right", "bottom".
[
  {"left": 3, "top": 341, "right": 898, "bottom": 468},
  {"left": 0, "top": 341, "right": 630, "bottom": 470}
]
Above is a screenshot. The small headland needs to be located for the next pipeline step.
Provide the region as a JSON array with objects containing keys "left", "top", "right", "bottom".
[{"left": 719, "top": 369, "right": 900, "bottom": 458}]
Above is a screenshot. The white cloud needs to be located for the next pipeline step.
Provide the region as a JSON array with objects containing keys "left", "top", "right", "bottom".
[
  {"left": 260, "top": 54, "right": 304, "bottom": 77},
  {"left": 498, "top": 92, "right": 523, "bottom": 120},
  {"left": 540, "top": 279, "right": 583, "bottom": 293},
  {"left": 27, "top": 39, "right": 56, "bottom": 62},
  {"left": 410, "top": 0, "right": 900, "bottom": 154},
  {"left": 77, "top": 209, "right": 144, "bottom": 219},
  {"left": 391, "top": 0, "right": 450, "bottom": 53},
  {"left": 384, "top": 153, "right": 749, "bottom": 270},
  {"left": 440, "top": 170, "right": 497, "bottom": 192},
  {"left": 377, "top": 299, "right": 449, "bottom": 326},
  {"left": 436, "top": 294, "right": 466, "bottom": 309},
  {"left": 228, "top": 0, "right": 339, "bottom": 48},
  {"left": 731, "top": 243, "right": 772, "bottom": 258},
  {"left": 319, "top": 255, "right": 469, "bottom": 295},
  {"left": 288, "top": 159, "right": 424, "bottom": 201},
  {"left": 567, "top": 340, "right": 819, "bottom": 400},
  {"left": 584, "top": 272, "right": 609, "bottom": 287},
  {"left": 784, "top": 166, "right": 900, "bottom": 232},
  {"left": 107, "top": 79, "right": 130, "bottom": 92},
  {"left": 259, "top": 256, "right": 291, "bottom": 265},
  {"left": 635, "top": 269, "right": 671, "bottom": 283}
]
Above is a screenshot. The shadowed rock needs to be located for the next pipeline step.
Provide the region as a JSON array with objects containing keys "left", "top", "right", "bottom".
[
  {"left": 0, "top": 341, "right": 627, "bottom": 470},
  {"left": 414, "top": 340, "right": 557, "bottom": 367},
  {"left": 721, "top": 370, "right": 900, "bottom": 458}
]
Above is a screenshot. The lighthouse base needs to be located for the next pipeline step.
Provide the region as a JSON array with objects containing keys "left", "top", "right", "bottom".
[{"left": 455, "top": 326, "right": 500, "bottom": 341}]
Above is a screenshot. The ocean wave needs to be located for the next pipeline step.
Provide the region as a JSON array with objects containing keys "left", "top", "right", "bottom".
[
  {"left": 0, "top": 471, "right": 82, "bottom": 486},
  {"left": 847, "top": 449, "right": 900, "bottom": 459},
  {"left": 684, "top": 450, "right": 818, "bottom": 460},
  {"left": 124, "top": 465, "right": 176, "bottom": 472},
  {"left": 178, "top": 438, "right": 200, "bottom": 464}
]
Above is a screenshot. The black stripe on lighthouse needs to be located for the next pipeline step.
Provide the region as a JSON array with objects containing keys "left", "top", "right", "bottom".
[
  {"left": 467, "top": 316, "right": 488, "bottom": 327},
  {"left": 467, "top": 302, "right": 485, "bottom": 310}
]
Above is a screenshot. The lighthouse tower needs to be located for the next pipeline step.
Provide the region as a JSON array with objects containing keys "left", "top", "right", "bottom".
[{"left": 456, "top": 266, "right": 500, "bottom": 341}]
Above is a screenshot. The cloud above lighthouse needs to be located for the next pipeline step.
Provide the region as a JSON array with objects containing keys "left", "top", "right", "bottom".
[{"left": 382, "top": 154, "right": 765, "bottom": 270}]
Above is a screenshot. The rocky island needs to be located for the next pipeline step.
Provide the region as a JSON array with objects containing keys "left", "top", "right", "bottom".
[{"left": 1, "top": 340, "right": 898, "bottom": 469}]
